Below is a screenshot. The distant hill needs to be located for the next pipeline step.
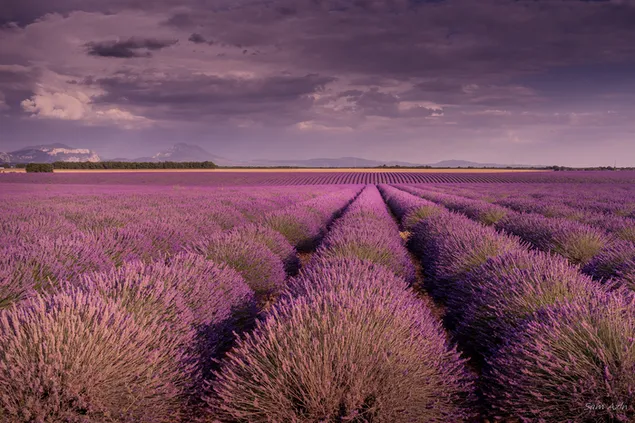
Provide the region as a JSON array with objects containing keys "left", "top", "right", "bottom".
[
  {"left": 249, "top": 157, "right": 424, "bottom": 168},
  {"left": 249, "top": 157, "right": 542, "bottom": 168},
  {"left": 427, "top": 160, "right": 540, "bottom": 168},
  {"left": 149, "top": 143, "right": 242, "bottom": 166},
  {"left": 0, "top": 144, "right": 101, "bottom": 164},
  {"left": 0, "top": 142, "right": 544, "bottom": 168},
  {"left": 101, "top": 144, "right": 242, "bottom": 166}
]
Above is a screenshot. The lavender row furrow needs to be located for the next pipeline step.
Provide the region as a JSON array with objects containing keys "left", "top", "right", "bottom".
[
  {"left": 259, "top": 186, "right": 360, "bottom": 251},
  {"left": 421, "top": 182, "right": 635, "bottom": 218},
  {"left": 185, "top": 187, "right": 361, "bottom": 298},
  {"left": 419, "top": 182, "right": 635, "bottom": 241},
  {"left": 399, "top": 184, "right": 635, "bottom": 290},
  {"left": 206, "top": 185, "right": 473, "bottom": 422},
  {"left": 0, "top": 186, "right": 357, "bottom": 308},
  {"left": 0, "top": 185, "right": 361, "bottom": 421},
  {"left": 378, "top": 184, "right": 635, "bottom": 422}
]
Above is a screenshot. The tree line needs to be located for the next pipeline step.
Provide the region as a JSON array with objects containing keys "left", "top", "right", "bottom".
[
  {"left": 15, "top": 161, "right": 218, "bottom": 172},
  {"left": 52, "top": 161, "right": 218, "bottom": 170}
]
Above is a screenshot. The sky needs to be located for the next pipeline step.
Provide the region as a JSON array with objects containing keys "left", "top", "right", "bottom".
[{"left": 1, "top": 0, "right": 634, "bottom": 166}]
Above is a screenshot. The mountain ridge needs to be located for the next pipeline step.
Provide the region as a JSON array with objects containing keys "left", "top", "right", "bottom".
[
  {"left": 0, "top": 143, "right": 545, "bottom": 168},
  {"left": 1, "top": 144, "right": 101, "bottom": 164}
]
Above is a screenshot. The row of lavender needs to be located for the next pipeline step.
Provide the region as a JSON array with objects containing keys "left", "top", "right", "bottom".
[
  {"left": 424, "top": 182, "right": 635, "bottom": 218},
  {"left": 398, "top": 184, "right": 635, "bottom": 291},
  {"left": 379, "top": 184, "right": 635, "bottom": 422},
  {"left": 0, "top": 185, "right": 353, "bottom": 307},
  {"left": 0, "top": 186, "right": 359, "bottom": 421},
  {"left": 206, "top": 185, "right": 472, "bottom": 421},
  {"left": 5, "top": 170, "right": 635, "bottom": 187},
  {"left": 421, "top": 183, "right": 635, "bottom": 241}
]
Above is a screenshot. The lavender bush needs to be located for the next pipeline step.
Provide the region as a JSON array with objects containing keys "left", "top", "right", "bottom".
[
  {"left": 161, "top": 252, "right": 256, "bottom": 328},
  {"left": 162, "top": 253, "right": 258, "bottom": 377},
  {"left": 583, "top": 240, "right": 635, "bottom": 291},
  {"left": 0, "top": 235, "right": 113, "bottom": 307},
  {"left": 317, "top": 221, "right": 416, "bottom": 283},
  {"left": 78, "top": 254, "right": 257, "bottom": 385},
  {"left": 408, "top": 212, "right": 523, "bottom": 300},
  {"left": 402, "top": 203, "right": 443, "bottom": 230},
  {"left": 207, "top": 282, "right": 473, "bottom": 422},
  {"left": 483, "top": 292, "right": 635, "bottom": 422},
  {"left": 497, "top": 211, "right": 610, "bottom": 265},
  {"left": 263, "top": 209, "right": 324, "bottom": 251},
  {"left": 0, "top": 248, "right": 37, "bottom": 308},
  {"left": 452, "top": 250, "right": 603, "bottom": 357},
  {"left": 377, "top": 184, "right": 442, "bottom": 229},
  {"left": 398, "top": 185, "right": 508, "bottom": 225},
  {"left": 550, "top": 225, "right": 612, "bottom": 266},
  {"left": 75, "top": 261, "right": 196, "bottom": 344},
  {"left": 229, "top": 223, "right": 300, "bottom": 275},
  {"left": 0, "top": 288, "right": 193, "bottom": 422},
  {"left": 287, "top": 256, "right": 411, "bottom": 299},
  {"left": 188, "top": 232, "right": 286, "bottom": 297},
  {"left": 315, "top": 185, "right": 416, "bottom": 282},
  {"left": 261, "top": 188, "right": 358, "bottom": 251}
]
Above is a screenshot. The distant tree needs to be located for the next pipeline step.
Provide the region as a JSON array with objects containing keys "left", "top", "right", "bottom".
[
  {"left": 25, "top": 163, "right": 54, "bottom": 173},
  {"left": 52, "top": 161, "right": 218, "bottom": 170}
]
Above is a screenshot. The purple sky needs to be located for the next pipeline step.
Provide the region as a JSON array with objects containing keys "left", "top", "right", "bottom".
[{"left": 1, "top": 0, "right": 634, "bottom": 166}]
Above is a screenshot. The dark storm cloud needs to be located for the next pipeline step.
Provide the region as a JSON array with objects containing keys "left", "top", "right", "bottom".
[
  {"left": 338, "top": 87, "right": 438, "bottom": 118},
  {"left": 85, "top": 38, "right": 178, "bottom": 58},
  {"left": 0, "top": 65, "right": 38, "bottom": 114},
  {"left": 90, "top": 72, "right": 336, "bottom": 123},
  {"left": 147, "top": 0, "right": 635, "bottom": 90},
  {"left": 188, "top": 33, "right": 211, "bottom": 44}
]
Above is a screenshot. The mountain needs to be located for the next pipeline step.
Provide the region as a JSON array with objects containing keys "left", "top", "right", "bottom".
[
  {"left": 250, "top": 157, "right": 425, "bottom": 167},
  {"left": 0, "top": 144, "right": 101, "bottom": 164},
  {"left": 149, "top": 143, "right": 242, "bottom": 166},
  {"left": 0, "top": 142, "right": 544, "bottom": 168},
  {"left": 249, "top": 157, "right": 542, "bottom": 168},
  {"left": 427, "top": 160, "right": 539, "bottom": 168}
]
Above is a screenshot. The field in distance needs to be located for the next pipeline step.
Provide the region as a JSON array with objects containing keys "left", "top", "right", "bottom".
[{"left": 57, "top": 167, "right": 544, "bottom": 173}]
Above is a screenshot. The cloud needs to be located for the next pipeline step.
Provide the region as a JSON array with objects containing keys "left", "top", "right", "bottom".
[
  {"left": 0, "top": 65, "right": 39, "bottom": 115},
  {"left": 20, "top": 70, "right": 151, "bottom": 128},
  {"left": 90, "top": 72, "right": 336, "bottom": 125},
  {"left": 21, "top": 91, "right": 89, "bottom": 120},
  {"left": 293, "top": 120, "right": 353, "bottom": 132},
  {"left": 85, "top": 37, "right": 177, "bottom": 58},
  {"left": 188, "top": 33, "right": 212, "bottom": 44},
  {"left": 0, "top": 92, "right": 9, "bottom": 111},
  {"left": 462, "top": 109, "right": 512, "bottom": 116}
]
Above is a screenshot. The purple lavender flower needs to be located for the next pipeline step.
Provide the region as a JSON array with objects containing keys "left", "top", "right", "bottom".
[
  {"left": 0, "top": 288, "right": 194, "bottom": 422},
  {"left": 229, "top": 223, "right": 300, "bottom": 275},
  {"left": 287, "top": 255, "right": 410, "bottom": 299},
  {"left": 313, "top": 185, "right": 417, "bottom": 282},
  {"left": 584, "top": 240, "right": 635, "bottom": 291},
  {"left": 0, "top": 234, "right": 114, "bottom": 307},
  {"left": 408, "top": 211, "right": 523, "bottom": 300},
  {"left": 452, "top": 250, "right": 603, "bottom": 358},
  {"left": 497, "top": 212, "right": 610, "bottom": 265},
  {"left": 207, "top": 275, "right": 473, "bottom": 422},
  {"left": 262, "top": 209, "right": 325, "bottom": 251},
  {"left": 187, "top": 232, "right": 286, "bottom": 297},
  {"left": 482, "top": 292, "right": 635, "bottom": 422}
]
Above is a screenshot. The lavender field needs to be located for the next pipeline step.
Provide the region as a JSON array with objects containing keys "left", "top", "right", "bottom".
[{"left": 1, "top": 172, "right": 634, "bottom": 422}]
